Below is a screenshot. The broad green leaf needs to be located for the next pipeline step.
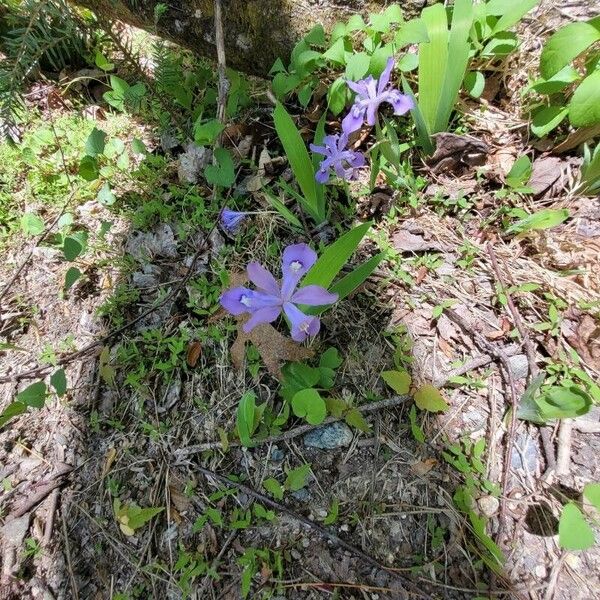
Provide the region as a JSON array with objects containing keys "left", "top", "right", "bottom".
[
  {"left": 395, "top": 18, "right": 429, "bottom": 46},
  {"left": 327, "top": 77, "right": 347, "bottom": 116},
  {"left": 131, "top": 138, "right": 147, "bottom": 155},
  {"left": 297, "top": 82, "right": 314, "bottom": 108},
  {"left": 323, "top": 38, "right": 348, "bottom": 65},
  {"left": 370, "top": 4, "right": 403, "bottom": 32},
  {"left": 506, "top": 155, "right": 532, "bottom": 187},
  {"left": 540, "top": 17, "right": 600, "bottom": 79},
  {"left": 569, "top": 70, "right": 600, "bottom": 128},
  {"left": 529, "top": 65, "right": 580, "bottom": 95},
  {"left": 559, "top": 503, "right": 595, "bottom": 550},
  {"left": 16, "top": 381, "right": 47, "bottom": 408},
  {"left": 464, "top": 71, "right": 485, "bottom": 98},
  {"left": 304, "top": 23, "right": 326, "bottom": 46},
  {"left": 78, "top": 155, "right": 99, "bottom": 181},
  {"left": 97, "top": 182, "right": 117, "bottom": 206},
  {"left": 345, "top": 52, "right": 370, "bottom": 80},
  {"left": 85, "top": 127, "right": 107, "bottom": 156},
  {"left": 0, "top": 402, "right": 27, "bottom": 428},
  {"left": 409, "top": 405, "right": 425, "bottom": 442},
  {"left": 381, "top": 370, "right": 412, "bottom": 395},
  {"left": 284, "top": 463, "right": 311, "bottom": 491},
  {"left": 302, "top": 222, "right": 371, "bottom": 290},
  {"left": 64, "top": 267, "right": 81, "bottom": 291},
  {"left": 531, "top": 105, "right": 569, "bottom": 138},
  {"left": 347, "top": 14, "right": 366, "bottom": 32},
  {"left": 291, "top": 388, "right": 326, "bottom": 425},
  {"left": 20, "top": 213, "right": 44, "bottom": 236},
  {"left": 516, "top": 373, "right": 545, "bottom": 423},
  {"left": 414, "top": 384, "right": 449, "bottom": 412},
  {"left": 194, "top": 119, "right": 225, "bottom": 145},
  {"left": 481, "top": 32, "right": 518, "bottom": 57},
  {"left": 319, "top": 347, "right": 343, "bottom": 369},
  {"left": 323, "top": 498, "right": 339, "bottom": 525},
  {"left": 370, "top": 44, "right": 395, "bottom": 76},
  {"left": 402, "top": 75, "right": 433, "bottom": 153},
  {"left": 263, "top": 477, "right": 284, "bottom": 500},
  {"left": 398, "top": 52, "right": 419, "bottom": 72},
  {"left": 583, "top": 483, "right": 600, "bottom": 512},
  {"left": 94, "top": 50, "right": 114, "bottom": 71},
  {"left": 488, "top": 0, "right": 539, "bottom": 34},
  {"left": 63, "top": 236, "right": 84, "bottom": 261},
  {"left": 345, "top": 407, "right": 371, "bottom": 433},
  {"left": 273, "top": 102, "right": 323, "bottom": 223},
  {"left": 237, "top": 391, "right": 257, "bottom": 447},
  {"left": 204, "top": 147, "right": 235, "bottom": 187},
  {"left": 272, "top": 72, "right": 300, "bottom": 99},
  {"left": 124, "top": 505, "right": 164, "bottom": 530},
  {"left": 50, "top": 368, "right": 67, "bottom": 397},
  {"left": 506, "top": 209, "right": 569, "bottom": 234},
  {"left": 536, "top": 385, "right": 592, "bottom": 420}
]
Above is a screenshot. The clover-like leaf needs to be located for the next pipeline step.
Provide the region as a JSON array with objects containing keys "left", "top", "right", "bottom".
[
  {"left": 291, "top": 388, "right": 326, "bottom": 425},
  {"left": 559, "top": 503, "right": 595, "bottom": 551}
]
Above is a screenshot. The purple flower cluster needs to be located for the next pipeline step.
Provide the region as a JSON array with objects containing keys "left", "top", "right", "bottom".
[
  {"left": 220, "top": 243, "right": 338, "bottom": 342},
  {"left": 312, "top": 57, "right": 413, "bottom": 183},
  {"left": 220, "top": 207, "right": 248, "bottom": 233}
]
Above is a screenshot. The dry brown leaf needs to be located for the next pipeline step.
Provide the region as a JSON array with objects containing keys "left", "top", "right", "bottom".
[
  {"left": 438, "top": 337, "right": 454, "bottom": 360},
  {"left": 427, "top": 132, "right": 489, "bottom": 174},
  {"left": 231, "top": 317, "right": 313, "bottom": 378},
  {"left": 410, "top": 458, "right": 437, "bottom": 476},
  {"left": 101, "top": 448, "right": 117, "bottom": 478},
  {"left": 529, "top": 155, "right": 565, "bottom": 197},
  {"left": 222, "top": 271, "right": 313, "bottom": 378},
  {"left": 168, "top": 483, "right": 191, "bottom": 515},
  {"left": 186, "top": 341, "right": 202, "bottom": 367}
]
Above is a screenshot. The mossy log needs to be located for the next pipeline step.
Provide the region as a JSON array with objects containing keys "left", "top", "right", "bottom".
[{"left": 74, "top": 0, "right": 429, "bottom": 77}]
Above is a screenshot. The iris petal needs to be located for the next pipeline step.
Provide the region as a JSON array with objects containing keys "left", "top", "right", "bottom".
[
  {"left": 243, "top": 305, "right": 282, "bottom": 332},
  {"left": 247, "top": 262, "right": 279, "bottom": 295},
  {"left": 283, "top": 302, "right": 320, "bottom": 342},
  {"left": 378, "top": 57, "right": 395, "bottom": 95},
  {"left": 291, "top": 285, "right": 338, "bottom": 306}
]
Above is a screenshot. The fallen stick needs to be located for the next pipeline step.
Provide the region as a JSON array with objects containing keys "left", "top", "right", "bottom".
[
  {"left": 486, "top": 243, "right": 556, "bottom": 471},
  {"left": 174, "top": 395, "right": 411, "bottom": 460},
  {"left": 195, "top": 463, "right": 433, "bottom": 599}
]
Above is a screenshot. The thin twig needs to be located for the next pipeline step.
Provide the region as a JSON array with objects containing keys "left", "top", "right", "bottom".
[
  {"left": 444, "top": 307, "right": 519, "bottom": 546},
  {"left": 61, "top": 508, "right": 80, "bottom": 600},
  {"left": 43, "top": 488, "right": 60, "bottom": 547},
  {"left": 195, "top": 464, "right": 432, "bottom": 599},
  {"left": 213, "top": 0, "right": 228, "bottom": 139},
  {"left": 555, "top": 419, "right": 573, "bottom": 476},
  {"left": 486, "top": 242, "right": 556, "bottom": 471},
  {"left": 0, "top": 224, "right": 217, "bottom": 384},
  {"left": 174, "top": 395, "right": 411, "bottom": 460}
]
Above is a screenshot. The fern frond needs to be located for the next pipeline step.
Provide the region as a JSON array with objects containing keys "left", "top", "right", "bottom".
[{"left": 0, "top": 0, "right": 90, "bottom": 138}]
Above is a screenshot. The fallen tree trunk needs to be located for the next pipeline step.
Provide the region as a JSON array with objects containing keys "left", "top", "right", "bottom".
[{"left": 74, "top": 0, "right": 428, "bottom": 77}]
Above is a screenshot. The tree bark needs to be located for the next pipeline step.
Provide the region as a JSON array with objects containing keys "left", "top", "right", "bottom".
[{"left": 74, "top": 0, "right": 430, "bottom": 77}]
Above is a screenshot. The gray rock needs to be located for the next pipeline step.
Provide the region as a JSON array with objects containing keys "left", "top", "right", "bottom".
[
  {"left": 508, "top": 354, "right": 529, "bottom": 380},
  {"left": 511, "top": 432, "right": 538, "bottom": 472},
  {"left": 291, "top": 488, "right": 311, "bottom": 502},
  {"left": 1, "top": 514, "right": 29, "bottom": 546},
  {"left": 303, "top": 422, "right": 353, "bottom": 449},
  {"left": 269, "top": 447, "right": 285, "bottom": 462}
]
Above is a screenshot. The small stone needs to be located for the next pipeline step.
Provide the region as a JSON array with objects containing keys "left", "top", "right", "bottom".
[
  {"left": 508, "top": 354, "right": 529, "bottom": 380},
  {"left": 477, "top": 495, "right": 500, "bottom": 517},
  {"left": 303, "top": 422, "right": 353, "bottom": 449},
  {"left": 511, "top": 432, "right": 539, "bottom": 472},
  {"left": 534, "top": 565, "right": 547, "bottom": 578},
  {"left": 1, "top": 514, "right": 30, "bottom": 546},
  {"left": 269, "top": 448, "right": 285, "bottom": 462},
  {"left": 291, "top": 488, "right": 311, "bottom": 502}
]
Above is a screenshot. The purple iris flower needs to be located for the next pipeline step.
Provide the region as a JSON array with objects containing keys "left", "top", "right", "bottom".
[
  {"left": 341, "top": 57, "right": 413, "bottom": 135},
  {"left": 310, "top": 133, "right": 366, "bottom": 184},
  {"left": 220, "top": 243, "right": 338, "bottom": 342},
  {"left": 221, "top": 207, "right": 248, "bottom": 232}
]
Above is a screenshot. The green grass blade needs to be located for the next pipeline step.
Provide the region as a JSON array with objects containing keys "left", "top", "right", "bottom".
[
  {"left": 401, "top": 76, "right": 433, "bottom": 153},
  {"left": 273, "top": 102, "right": 324, "bottom": 223},
  {"left": 302, "top": 222, "right": 371, "bottom": 289},
  {"left": 312, "top": 111, "right": 327, "bottom": 219},
  {"left": 418, "top": 3, "right": 448, "bottom": 134},
  {"left": 263, "top": 188, "right": 303, "bottom": 229},
  {"left": 434, "top": 0, "right": 473, "bottom": 133},
  {"left": 308, "top": 253, "right": 384, "bottom": 316}
]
